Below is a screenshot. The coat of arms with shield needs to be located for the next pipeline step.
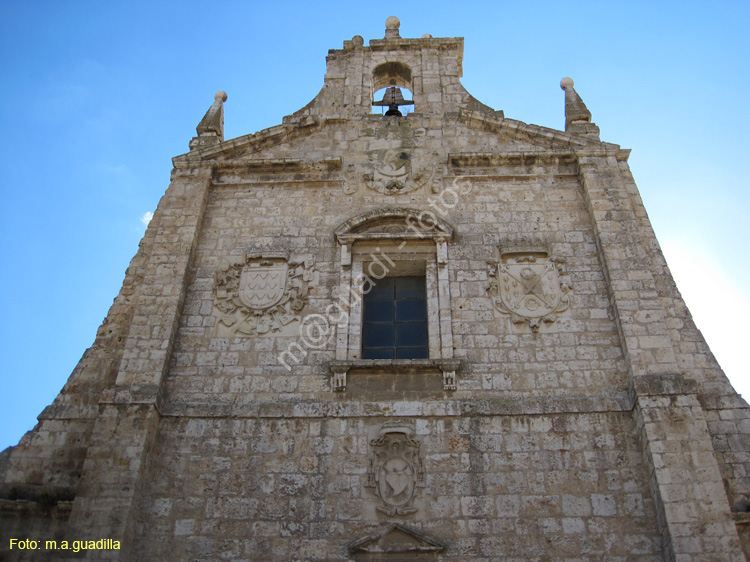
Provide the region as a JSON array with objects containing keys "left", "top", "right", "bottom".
[
  {"left": 213, "top": 251, "right": 316, "bottom": 336},
  {"left": 359, "top": 148, "right": 437, "bottom": 195},
  {"left": 365, "top": 423, "right": 425, "bottom": 516},
  {"left": 238, "top": 260, "right": 288, "bottom": 310},
  {"left": 488, "top": 249, "right": 571, "bottom": 332}
]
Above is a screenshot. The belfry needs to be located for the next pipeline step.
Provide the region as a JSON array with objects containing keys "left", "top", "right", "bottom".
[{"left": 2, "top": 17, "right": 749, "bottom": 561}]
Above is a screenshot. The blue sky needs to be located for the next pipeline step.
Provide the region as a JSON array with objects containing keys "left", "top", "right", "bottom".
[{"left": 1, "top": 1, "right": 748, "bottom": 450}]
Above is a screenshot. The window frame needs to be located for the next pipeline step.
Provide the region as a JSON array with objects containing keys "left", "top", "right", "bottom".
[{"left": 331, "top": 209, "right": 458, "bottom": 391}]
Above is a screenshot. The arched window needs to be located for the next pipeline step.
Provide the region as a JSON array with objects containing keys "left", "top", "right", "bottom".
[{"left": 330, "top": 209, "right": 459, "bottom": 391}]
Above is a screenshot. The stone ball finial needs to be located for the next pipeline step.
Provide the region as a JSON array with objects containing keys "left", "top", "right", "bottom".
[
  {"left": 215, "top": 91, "right": 228, "bottom": 103},
  {"left": 352, "top": 35, "right": 364, "bottom": 47},
  {"left": 421, "top": 33, "right": 432, "bottom": 38},
  {"left": 560, "top": 77, "right": 574, "bottom": 90},
  {"left": 385, "top": 16, "right": 400, "bottom": 29}
]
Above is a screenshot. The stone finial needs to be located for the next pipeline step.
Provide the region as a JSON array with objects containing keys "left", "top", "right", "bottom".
[
  {"left": 190, "top": 91, "right": 227, "bottom": 150},
  {"left": 560, "top": 77, "right": 600, "bottom": 139},
  {"left": 385, "top": 16, "right": 400, "bottom": 39},
  {"left": 197, "top": 91, "right": 227, "bottom": 136}
]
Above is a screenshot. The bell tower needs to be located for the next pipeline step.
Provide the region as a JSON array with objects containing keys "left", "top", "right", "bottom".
[{"left": 283, "top": 15, "right": 499, "bottom": 122}]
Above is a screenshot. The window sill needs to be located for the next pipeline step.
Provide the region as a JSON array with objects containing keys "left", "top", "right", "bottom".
[{"left": 329, "top": 359, "right": 460, "bottom": 392}]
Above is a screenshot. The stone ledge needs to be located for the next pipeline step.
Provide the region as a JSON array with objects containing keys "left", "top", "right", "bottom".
[
  {"left": 329, "top": 359, "right": 461, "bottom": 392},
  {"left": 448, "top": 151, "right": 578, "bottom": 168},
  {"left": 330, "top": 358, "right": 460, "bottom": 372},
  {"left": 160, "top": 394, "right": 631, "bottom": 419},
  {"left": 700, "top": 393, "right": 750, "bottom": 411},
  {"left": 213, "top": 157, "right": 342, "bottom": 175},
  {"left": 631, "top": 374, "right": 698, "bottom": 397},
  {"left": 0, "top": 499, "right": 73, "bottom": 519}
]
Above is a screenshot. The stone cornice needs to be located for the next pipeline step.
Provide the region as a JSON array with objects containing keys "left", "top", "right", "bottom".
[
  {"left": 213, "top": 157, "right": 341, "bottom": 173},
  {"left": 159, "top": 394, "right": 633, "bottom": 419},
  {"left": 171, "top": 110, "right": 630, "bottom": 170},
  {"left": 172, "top": 116, "right": 335, "bottom": 166},
  {"left": 456, "top": 109, "right": 627, "bottom": 157},
  {"left": 448, "top": 151, "right": 578, "bottom": 168},
  {"left": 332, "top": 36, "right": 463, "bottom": 58},
  {"left": 0, "top": 498, "right": 73, "bottom": 518}
]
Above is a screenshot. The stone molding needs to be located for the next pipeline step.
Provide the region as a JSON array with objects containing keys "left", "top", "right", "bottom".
[
  {"left": 334, "top": 207, "right": 453, "bottom": 244},
  {"left": 158, "top": 394, "right": 633, "bottom": 419},
  {"left": 329, "top": 359, "right": 461, "bottom": 392},
  {"left": 0, "top": 499, "right": 73, "bottom": 519},
  {"left": 348, "top": 522, "right": 445, "bottom": 558},
  {"left": 449, "top": 151, "right": 578, "bottom": 168}
]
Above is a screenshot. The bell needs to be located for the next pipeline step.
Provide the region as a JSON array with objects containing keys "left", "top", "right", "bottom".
[{"left": 373, "top": 86, "right": 414, "bottom": 116}]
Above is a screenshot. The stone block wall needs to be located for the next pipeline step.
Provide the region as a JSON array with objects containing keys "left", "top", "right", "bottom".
[
  {"left": 134, "top": 412, "right": 662, "bottom": 561},
  {"left": 118, "top": 116, "right": 666, "bottom": 560}
]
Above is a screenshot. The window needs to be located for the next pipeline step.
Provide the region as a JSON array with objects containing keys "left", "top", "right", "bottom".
[
  {"left": 362, "top": 276, "right": 428, "bottom": 359},
  {"left": 330, "top": 209, "right": 459, "bottom": 391}
]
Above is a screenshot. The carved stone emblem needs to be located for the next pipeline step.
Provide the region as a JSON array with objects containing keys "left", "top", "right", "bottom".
[
  {"left": 366, "top": 149, "right": 410, "bottom": 192},
  {"left": 361, "top": 149, "right": 436, "bottom": 195},
  {"left": 366, "top": 423, "right": 425, "bottom": 516},
  {"left": 238, "top": 260, "right": 288, "bottom": 310},
  {"left": 214, "top": 251, "right": 315, "bottom": 336},
  {"left": 488, "top": 250, "right": 571, "bottom": 332}
]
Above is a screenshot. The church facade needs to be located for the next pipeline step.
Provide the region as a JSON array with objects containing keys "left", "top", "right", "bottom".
[{"left": 2, "top": 17, "right": 749, "bottom": 561}]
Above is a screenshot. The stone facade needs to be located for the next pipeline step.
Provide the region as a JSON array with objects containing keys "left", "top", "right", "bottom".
[{"left": 2, "top": 17, "right": 749, "bottom": 561}]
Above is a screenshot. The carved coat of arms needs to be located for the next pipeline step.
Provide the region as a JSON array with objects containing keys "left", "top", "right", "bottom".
[
  {"left": 366, "top": 423, "right": 425, "bottom": 516},
  {"left": 238, "top": 261, "right": 288, "bottom": 310},
  {"left": 361, "top": 149, "right": 435, "bottom": 195},
  {"left": 488, "top": 251, "right": 571, "bottom": 332},
  {"left": 213, "top": 251, "right": 315, "bottom": 336}
]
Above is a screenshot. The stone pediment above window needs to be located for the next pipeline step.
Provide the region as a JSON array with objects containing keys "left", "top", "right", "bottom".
[
  {"left": 349, "top": 523, "right": 445, "bottom": 561},
  {"left": 335, "top": 208, "right": 453, "bottom": 245}
]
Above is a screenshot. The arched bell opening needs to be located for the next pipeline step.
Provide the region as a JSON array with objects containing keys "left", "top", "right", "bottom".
[{"left": 372, "top": 62, "right": 414, "bottom": 116}]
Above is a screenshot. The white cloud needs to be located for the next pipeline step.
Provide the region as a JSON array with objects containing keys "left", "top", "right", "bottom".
[
  {"left": 661, "top": 240, "right": 749, "bottom": 402},
  {"left": 140, "top": 211, "right": 153, "bottom": 226}
]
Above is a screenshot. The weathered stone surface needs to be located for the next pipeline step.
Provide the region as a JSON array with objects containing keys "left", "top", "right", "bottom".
[{"left": 1, "top": 16, "right": 748, "bottom": 562}]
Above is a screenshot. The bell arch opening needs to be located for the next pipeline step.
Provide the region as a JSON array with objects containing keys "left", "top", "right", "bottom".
[
  {"left": 372, "top": 62, "right": 414, "bottom": 116},
  {"left": 373, "top": 61, "right": 412, "bottom": 91}
]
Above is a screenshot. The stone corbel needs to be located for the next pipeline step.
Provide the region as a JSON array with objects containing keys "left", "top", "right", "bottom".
[
  {"left": 438, "top": 359, "right": 460, "bottom": 390},
  {"left": 331, "top": 364, "right": 349, "bottom": 391},
  {"left": 442, "top": 369, "right": 457, "bottom": 391}
]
